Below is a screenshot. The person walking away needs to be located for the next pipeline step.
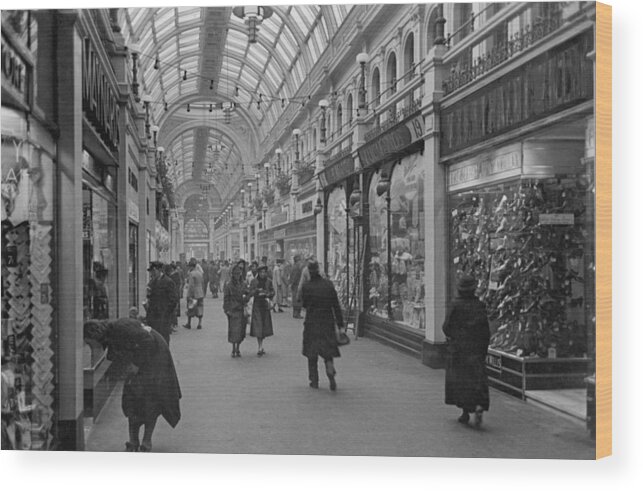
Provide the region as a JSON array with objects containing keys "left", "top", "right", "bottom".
[
  {"left": 167, "top": 263, "right": 183, "bottom": 333},
  {"left": 84, "top": 317, "right": 181, "bottom": 452},
  {"left": 272, "top": 259, "right": 285, "bottom": 313},
  {"left": 184, "top": 258, "right": 205, "bottom": 330},
  {"left": 248, "top": 265, "right": 275, "bottom": 356},
  {"left": 223, "top": 264, "right": 249, "bottom": 357},
  {"left": 301, "top": 260, "right": 344, "bottom": 391},
  {"left": 209, "top": 260, "right": 220, "bottom": 298},
  {"left": 290, "top": 255, "right": 304, "bottom": 318},
  {"left": 442, "top": 275, "right": 490, "bottom": 428},
  {"left": 146, "top": 262, "right": 178, "bottom": 345}
]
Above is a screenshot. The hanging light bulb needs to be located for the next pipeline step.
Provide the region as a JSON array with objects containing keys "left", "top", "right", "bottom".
[
  {"left": 154, "top": 56, "right": 160, "bottom": 69},
  {"left": 183, "top": 70, "right": 187, "bottom": 80},
  {"left": 164, "top": 101, "right": 168, "bottom": 111},
  {"left": 210, "top": 79, "right": 214, "bottom": 90},
  {"left": 187, "top": 104, "right": 190, "bottom": 112},
  {"left": 235, "top": 86, "right": 240, "bottom": 96},
  {"left": 209, "top": 104, "right": 213, "bottom": 112},
  {"left": 281, "top": 98, "right": 285, "bottom": 109}
]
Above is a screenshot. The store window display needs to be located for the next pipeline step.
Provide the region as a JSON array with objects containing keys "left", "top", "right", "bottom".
[
  {"left": 367, "top": 157, "right": 425, "bottom": 330},
  {"left": 82, "top": 185, "right": 117, "bottom": 321},
  {"left": 449, "top": 176, "right": 590, "bottom": 359},
  {"left": 327, "top": 187, "right": 349, "bottom": 308}
]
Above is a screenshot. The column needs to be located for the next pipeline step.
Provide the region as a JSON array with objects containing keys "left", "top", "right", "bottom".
[
  {"left": 421, "top": 44, "right": 449, "bottom": 368},
  {"left": 55, "top": 12, "right": 84, "bottom": 450},
  {"left": 177, "top": 208, "right": 186, "bottom": 257},
  {"left": 137, "top": 152, "right": 149, "bottom": 308}
]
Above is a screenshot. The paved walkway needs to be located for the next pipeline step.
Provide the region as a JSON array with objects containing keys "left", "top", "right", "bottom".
[{"left": 86, "top": 296, "right": 594, "bottom": 459}]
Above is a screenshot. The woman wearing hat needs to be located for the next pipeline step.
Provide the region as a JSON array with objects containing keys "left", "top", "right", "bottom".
[
  {"left": 223, "top": 264, "right": 249, "bottom": 357},
  {"left": 84, "top": 317, "right": 181, "bottom": 452},
  {"left": 248, "top": 265, "right": 275, "bottom": 356},
  {"left": 442, "top": 274, "right": 490, "bottom": 428}
]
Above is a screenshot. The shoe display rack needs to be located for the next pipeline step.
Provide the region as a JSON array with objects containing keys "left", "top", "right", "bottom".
[{"left": 449, "top": 176, "right": 592, "bottom": 395}]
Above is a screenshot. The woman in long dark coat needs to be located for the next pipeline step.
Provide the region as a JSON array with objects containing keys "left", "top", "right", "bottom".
[
  {"left": 248, "top": 265, "right": 274, "bottom": 356},
  {"left": 301, "top": 260, "right": 344, "bottom": 390},
  {"left": 84, "top": 317, "right": 181, "bottom": 452},
  {"left": 443, "top": 275, "right": 490, "bottom": 428},
  {"left": 223, "top": 264, "right": 249, "bottom": 357}
]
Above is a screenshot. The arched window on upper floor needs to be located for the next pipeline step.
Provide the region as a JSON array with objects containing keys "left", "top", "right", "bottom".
[
  {"left": 336, "top": 104, "right": 343, "bottom": 135},
  {"left": 371, "top": 67, "right": 381, "bottom": 107},
  {"left": 347, "top": 93, "right": 354, "bottom": 123},
  {"left": 426, "top": 7, "right": 439, "bottom": 54},
  {"left": 404, "top": 33, "right": 415, "bottom": 83},
  {"left": 387, "top": 52, "right": 397, "bottom": 96}
]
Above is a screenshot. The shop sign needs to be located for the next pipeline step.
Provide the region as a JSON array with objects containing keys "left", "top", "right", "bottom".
[
  {"left": 319, "top": 155, "right": 354, "bottom": 188},
  {"left": 1, "top": 34, "right": 29, "bottom": 105},
  {"left": 448, "top": 144, "right": 522, "bottom": 191},
  {"left": 82, "top": 38, "right": 121, "bottom": 152},
  {"left": 539, "top": 213, "right": 574, "bottom": 225},
  {"left": 486, "top": 352, "right": 502, "bottom": 370},
  {"left": 301, "top": 201, "right": 313, "bottom": 214},
  {"left": 441, "top": 32, "right": 594, "bottom": 156},
  {"left": 358, "top": 113, "right": 424, "bottom": 168},
  {"left": 274, "top": 229, "right": 286, "bottom": 239}
]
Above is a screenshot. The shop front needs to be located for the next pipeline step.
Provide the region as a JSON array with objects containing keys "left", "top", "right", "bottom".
[
  {"left": 259, "top": 215, "right": 316, "bottom": 265},
  {"left": 2, "top": 13, "right": 58, "bottom": 450},
  {"left": 439, "top": 28, "right": 595, "bottom": 401},
  {"left": 319, "top": 152, "right": 360, "bottom": 314},
  {"left": 357, "top": 110, "right": 426, "bottom": 352}
]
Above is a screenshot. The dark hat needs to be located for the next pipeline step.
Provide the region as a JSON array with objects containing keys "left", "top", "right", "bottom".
[
  {"left": 307, "top": 260, "right": 320, "bottom": 274},
  {"left": 148, "top": 261, "right": 163, "bottom": 271},
  {"left": 257, "top": 265, "right": 268, "bottom": 272},
  {"left": 457, "top": 275, "right": 477, "bottom": 293},
  {"left": 188, "top": 258, "right": 197, "bottom": 267}
]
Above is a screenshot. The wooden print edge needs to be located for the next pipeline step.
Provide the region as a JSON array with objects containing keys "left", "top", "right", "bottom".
[{"left": 595, "top": 1, "right": 612, "bottom": 460}]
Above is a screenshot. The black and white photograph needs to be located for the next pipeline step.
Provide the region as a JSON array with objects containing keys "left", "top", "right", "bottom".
[{"left": 1, "top": 0, "right": 620, "bottom": 474}]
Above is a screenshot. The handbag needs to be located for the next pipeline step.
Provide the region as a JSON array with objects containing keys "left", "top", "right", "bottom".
[{"left": 335, "top": 325, "right": 351, "bottom": 346}]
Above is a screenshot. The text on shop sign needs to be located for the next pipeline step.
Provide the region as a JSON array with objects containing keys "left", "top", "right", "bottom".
[
  {"left": 319, "top": 156, "right": 354, "bottom": 188},
  {"left": 358, "top": 114, "right": 424, "bottom": 168},
  {"left": 1, "top": 35, "right": 28, "bottom": 103},
  {"left": 448, "top": 150, "right": 521, "bottom": 189},
  {"left": 82, "top": 38, "right": 121, "bottom": 152}
]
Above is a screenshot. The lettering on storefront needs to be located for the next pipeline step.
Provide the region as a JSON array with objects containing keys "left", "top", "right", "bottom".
[
  {"left": 319, "top": 156, "right": 354, "bottom": 188},
  {"left": 1, "top": 35, "right": 29, "bottom": 104},
  {"left": 82, "top": 38, "right": 121, "bottom": 152},
  {"left": 358, "top": 113, "right": 424, "bottom": 168},
  {"left": 539, "top": 213, "right": 574, "bottom": 225},
  {"left": 274, "top": 229, "right": 286, "bottom": 239},
  {"left": 486, "top": 352, "right": 502, "bottom": 370},
  {"left": 449, "top": 146, "right": 522, "bottom": 191},
  {"left": 441, "top": 32, "right": 594, "bottom": 156}
]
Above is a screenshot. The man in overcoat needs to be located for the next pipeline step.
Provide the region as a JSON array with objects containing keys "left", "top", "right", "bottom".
[
  {"left": 146, "top": 262, "right": 178, "bottom": 345},
  {"left": 301, "top": 260, "right": 344, "bottom": 391}
]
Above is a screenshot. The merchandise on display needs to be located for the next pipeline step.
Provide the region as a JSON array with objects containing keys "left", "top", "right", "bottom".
[{"left": 449, "top": 176, "right": 590, "bottom": 359}]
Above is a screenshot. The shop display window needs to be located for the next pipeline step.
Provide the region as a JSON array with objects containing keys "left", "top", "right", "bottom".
[
  {"left": 367, "top": 155, "right": 425, "bottom": 330},
  {"left": 82, "top": 185, "right": 118, "bottom": 323},
  {"left": 327, "top": 187, "right": 349, "bottom": 308},
  {"left": 449, "top": 176, "right": 591, "bottom": 359}
]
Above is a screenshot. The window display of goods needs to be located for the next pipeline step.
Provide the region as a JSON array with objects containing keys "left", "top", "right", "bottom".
[{"left": 449, "top": 176, "right": 590, "bottom": 359}]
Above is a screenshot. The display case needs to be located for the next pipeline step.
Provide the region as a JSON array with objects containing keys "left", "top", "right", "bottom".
[{"left": 449, "top": 176, "right": 592, "bottom": 392}]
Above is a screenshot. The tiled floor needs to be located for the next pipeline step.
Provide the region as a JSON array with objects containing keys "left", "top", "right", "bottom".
[{"left": 85, "top": 295, "right": 595, "bottom": 459}]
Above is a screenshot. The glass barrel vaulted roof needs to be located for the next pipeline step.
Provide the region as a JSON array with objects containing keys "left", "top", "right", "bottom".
[{"left": 118, "top": 5, "right": 353, "bottom": 193}]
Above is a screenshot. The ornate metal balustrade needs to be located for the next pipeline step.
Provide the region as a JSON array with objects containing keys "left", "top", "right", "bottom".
[
  {"left": 364, "top": 97, "right": 422, "bottom": 142},
  {"left": 442, "top": 11, "right": 563, "bottom": 96}
]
